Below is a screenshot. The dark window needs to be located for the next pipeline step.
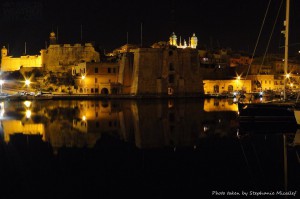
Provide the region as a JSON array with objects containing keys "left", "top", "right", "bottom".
[
  {"left": 169, "top": 113, "right": 175, "bottom": 122},
  {"left": 108, "top": 68, "right": 111, "bottom": 73},
  {"left": 169, "top": 51, "right": 173, "bottom": 56},
  {"left": 169, "top": 74, "right": 174, "bottom": 84},
  {"left": 95, "top": 67, "right": 98, "bottom": 73},
  {"left": 169, "top": 63, "right": 174, "bottom": 71}
]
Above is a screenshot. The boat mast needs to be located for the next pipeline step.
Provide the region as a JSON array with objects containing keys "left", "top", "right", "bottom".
[{"left": 284, "top": 0, "right": 290, "bottom": 101}]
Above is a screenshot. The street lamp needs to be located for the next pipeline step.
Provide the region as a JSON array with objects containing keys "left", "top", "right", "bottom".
[{"left": 0, "top": 79, "right": 4, "bottom": 93}]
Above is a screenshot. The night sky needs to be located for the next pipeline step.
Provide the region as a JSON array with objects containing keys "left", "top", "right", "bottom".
[{"left": 0, "top": 0, "right": 299, "bottom": 57}]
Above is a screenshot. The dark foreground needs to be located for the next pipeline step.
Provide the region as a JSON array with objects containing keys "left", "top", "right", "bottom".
[{"left": 1, "top": 132, "right": 299, "bottom": 199}]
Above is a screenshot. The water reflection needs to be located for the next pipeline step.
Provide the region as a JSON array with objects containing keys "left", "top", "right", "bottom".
[
  {"left": 0, "top": 98, "right": 299, "bottom": 197},
  {"left": 0, "top": 99, "right": 239, "bottom": 150}
]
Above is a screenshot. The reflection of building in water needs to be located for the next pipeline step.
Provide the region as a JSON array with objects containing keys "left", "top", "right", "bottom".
[
  {"left": 64, "top": 99, "right": 206, "bottom": 149},
  {"left": 202, "top": 99, "right": 238, "bottom": 136},
  {"left": 130, "top": 100, "right": 205, "bottom": 148},
  {"left": 203, "top": 98, "right": 238, "bottom": 112},
  {"left": 1, "top": 100, "right": 238, "bottom": 151},
  {"left": 1, "top": 100, "right": 46, "bottom": 143},
  {"left": 72, "top": 100, "right": 120, "bottom": 134},
  {"left": 2, "top": 120, "right": 45, "bottom": 143}
]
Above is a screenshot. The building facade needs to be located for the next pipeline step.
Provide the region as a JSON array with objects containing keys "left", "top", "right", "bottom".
[{"left": 0, "top": 32, "right": 100, "bottom": 72}]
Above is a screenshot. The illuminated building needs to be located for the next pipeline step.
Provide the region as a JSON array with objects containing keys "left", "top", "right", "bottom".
[
  {"left": 0, "top": 32, "right": 100, "bottom": 72},
  {"left": 169, "top": 32, "right": 198, "bottom": 49},
  {"left": 1, "top": 46, "right": 42, "bottom": 71},
  {"left": 203, "top": 79, "right": 252, "bottom": 94},
  {"left": 72, "top": 62, "right": 119, "bottom": 94}
]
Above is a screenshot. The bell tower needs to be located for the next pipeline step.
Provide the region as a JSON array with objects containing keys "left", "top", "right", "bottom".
[
  {"left": 190, "top": 33, "right": 198, "bottom": 49},
  {"left": 1, "top": 46, "right": 8, "bottom": 57},
  {"left": 169, "top": 32, "right": 177, "bottom": 46}
]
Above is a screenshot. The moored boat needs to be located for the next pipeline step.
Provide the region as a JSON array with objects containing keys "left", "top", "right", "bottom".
[
  {"left": 238, "top": 0, "right": 299, "bottom": 127},
  {"left": 238, "top": 101, "right": 296, "bottom": 123}
]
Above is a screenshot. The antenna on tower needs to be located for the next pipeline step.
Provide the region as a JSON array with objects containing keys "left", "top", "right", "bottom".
[
  {"left": 25, "top": 41, "right": 27, "bottom": 55},
  {"left": 140, "top": 22, "right": 143, "bottom": 47},
  {"left": 80, "top": 24, "right": 83, "bottom": 42},
  {"left": 56, "top": 26, "right": 59, "bottom": 43}
]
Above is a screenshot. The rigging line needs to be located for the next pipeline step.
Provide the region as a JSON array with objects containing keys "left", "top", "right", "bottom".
[
  {"left": 244, "top": 0, "right": 272, "bottom": 80},
  {"left": 259, "top": 0, "right": 284, "bottom": 74},
  {"left": 238, "top": 137, "right": 257, "bottom": 187}
]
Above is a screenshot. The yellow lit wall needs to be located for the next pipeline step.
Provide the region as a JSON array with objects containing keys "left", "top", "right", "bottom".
[
  {"left": 203, "top": 79, "right": 252, "bottom": 94},
  {"left": 2, "top": 120, "right": 45, "bottom": 143},
  {"left": 1, "top": 55, "right": 42, "bottom": 71},
  {"left": 75, "top": 62, "right": 119, "bottom": 94},
  {"left": 204, "top": 98, "right": 238, "bottom": 112}
]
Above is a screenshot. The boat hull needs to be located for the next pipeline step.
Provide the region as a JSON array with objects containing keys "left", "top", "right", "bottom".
[
  {"left": 294, "top": 109, "right": 300, "bottom": 125},
  {"left": 238, "top": 102, "right": 296, "bottom": 123}
]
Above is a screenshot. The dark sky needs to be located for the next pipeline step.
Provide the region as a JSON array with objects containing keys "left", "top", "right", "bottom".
[{"left": 0, "top": 0, "right": 299, "bottom": 57}]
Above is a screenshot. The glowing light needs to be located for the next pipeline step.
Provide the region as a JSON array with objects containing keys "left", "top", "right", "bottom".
[
  {"left": 81, "top": 75, "right": 85, "bottom": 80},
  {"left": 25, "top": 79, "right": 31, "bottom": 86},
  {"left": 204, "top": 126, "right": 209, "bottom": 132},
  {"left": 82, "top": 115, "right": 86, "bottom": 121},
  {"left": 0, "top": 79, "right": 4, "bottom": 93},
  {"left": 26, "top": 110, "right": 31, "bottom": 118},
  {"left": 24, "top": 101, "right": 31, "bottom": 108},
  {"left": 0, "top": 102, "right": 4, "bottom": 118},
  {"left": 286, "top": 73, "right": 290, "bottom": 78}
]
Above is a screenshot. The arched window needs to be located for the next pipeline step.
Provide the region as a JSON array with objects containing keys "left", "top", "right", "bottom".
[
  {"left": 228, "top": 85, "right": 233, "bottom": 92},
  {"left": 101, "top": 88, "right": 109, "bottom": 94}
]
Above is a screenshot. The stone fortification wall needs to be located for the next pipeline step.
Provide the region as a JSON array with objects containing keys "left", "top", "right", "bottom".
[
  {"left": 1, "top": 55, "right": 42, "bottom": 71},
  {"left": 41, "top": 43, "right": 100, "bottom": 71},
  {"left": 127, "top": 47, "right": 204, "bottom": 96}
]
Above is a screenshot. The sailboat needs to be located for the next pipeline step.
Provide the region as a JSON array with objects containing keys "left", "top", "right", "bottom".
[{"left": 238, "top": 0, "right": 298, "bottom": 126}]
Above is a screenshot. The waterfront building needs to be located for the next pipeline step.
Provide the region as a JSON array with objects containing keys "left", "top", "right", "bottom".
[
  {"left": 73, "top": 61, "right": 119, "bottom": 94},
  {"left": 118, "top": 44, "right": 204, "bottom": 96},
  {"left": 1, "top": 46, "right": 42, "bottom": 71},
  {"left": 40, "top": 33, "right": 100, "bottom": 72},
  {"left": 246, "top": 74, "right": 275, "bottom": 91},
  {"left": 203, "top": 79, "right": 252, "bottom": 94},
  {"left": 71, "top": 35, "right": 204, "bottom": 96},
  {"left": 0, "top": 32, "right": 100, "bottom": 72}
]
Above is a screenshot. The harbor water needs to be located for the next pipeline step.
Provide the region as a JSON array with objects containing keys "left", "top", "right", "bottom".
[{"left": 0, "top": 98, "right": 299, "bottom": 198}]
